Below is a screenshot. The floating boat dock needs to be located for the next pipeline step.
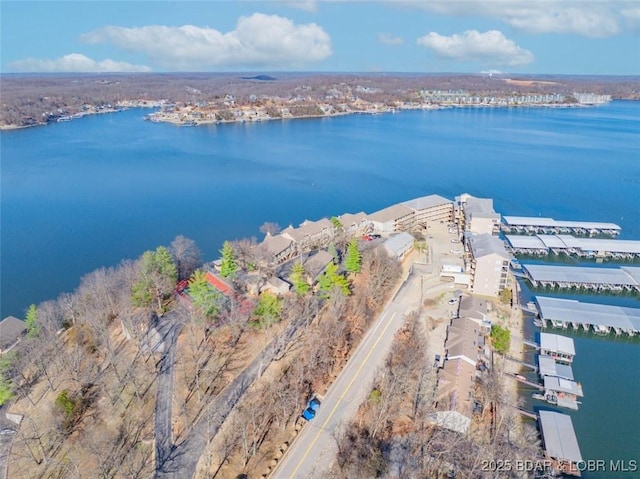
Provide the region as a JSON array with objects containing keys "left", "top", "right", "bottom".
[
  {"left": 538, "top": 410, "right": 583, "bottom": 477},
  {"left": 540, "top": 332, "right": 575, "bottom": 364},
  {"left": 502, "top": 216, "right": 620, "bottom": 236},
  {"left": 522, "top": 264, "right": 640, "bottom": 293},
  {"left": 538, "top": 355, "right": 574, "bottom": 380},
  {"left": 543, "top": 376, "right": 583, "bottom": 410},
  {"left": 535, "top": 296, "right": 640, "bottom": 336},
  {"left": 505, "top": 234, "right": 640, "bottom": 260}
]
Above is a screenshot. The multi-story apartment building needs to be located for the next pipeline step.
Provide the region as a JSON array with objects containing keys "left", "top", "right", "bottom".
[{"left": 466, "top": 233, "right": 511, "bottom": 297}]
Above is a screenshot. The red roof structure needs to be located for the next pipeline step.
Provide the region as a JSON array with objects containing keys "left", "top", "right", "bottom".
[{"left": 205, "top": 272, "right": 233, "bottom": 296}]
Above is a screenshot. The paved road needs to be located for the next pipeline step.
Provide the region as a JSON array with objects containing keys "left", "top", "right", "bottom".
[
  {"left": 154, "top": 315, "right": 183, "bottom": 475},
  {"left": 271, "top": 271, "right": 425, "bottom": 479},
  {"left": 0, "top": 406, "right": 16, "bottom": 479}
]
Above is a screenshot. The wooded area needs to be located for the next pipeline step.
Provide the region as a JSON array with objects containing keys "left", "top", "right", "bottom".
[{"left": 2, "top": 72, "right": 638, "bottom": 128}]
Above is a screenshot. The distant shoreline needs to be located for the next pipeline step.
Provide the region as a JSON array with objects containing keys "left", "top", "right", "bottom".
[{"left": 0, "top": 99, "right": 616, "bottom": 131}]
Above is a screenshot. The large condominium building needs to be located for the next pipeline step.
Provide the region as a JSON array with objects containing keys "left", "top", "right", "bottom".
[
  {"left": 458, "top": 194, "right": 501, "bottom": 235},
  {"left": 402, "top": 194, "right": 454, "bottom": 228},
  {"left": 368, "top": 203, "right": 415, "bottom": 233},
  {"left": 466, "top": 234, "right": 511, "bottom": 297}
]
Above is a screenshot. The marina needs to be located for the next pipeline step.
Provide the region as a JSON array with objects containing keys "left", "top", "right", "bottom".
[
  {"left": 534, "top": 296, "right": 640, "bottom": 335},
  {"left": 505, "top": 234, "right": 640, "bottom": 260},
  {"left": 522, "top": 264, "right": 640, "bottom": 292},
  {"left": 502, "top": 216, "right": 621, "bottom": 236}
]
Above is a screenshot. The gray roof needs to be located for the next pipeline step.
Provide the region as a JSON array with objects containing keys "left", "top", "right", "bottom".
[
  {"left": 282, "top": 218, "right": 334, "bottom": 242},
  {"left": 540, "top": 332, "right": 575, "bottom": 356},
  {"left": 402, "top": 194, "right": 452, "bottom": 211},
  {"left": 0, "top": 316, "right": 27, "bottom": 350},
  {"left": 458, "top": 296, "right": 489, "bottom": 321},
  {"left": 543, "top": 375, "right": 583, "bottom": 397},
  {"left": 303, "top": 250, "right": 335, "bottom": 279},
  {"left": 464, "top": 197, "right": 500, "bottom": 219},
  {"left": 468, "top": 234, "right": 510, "bottom": 260},
  {"left": 368, "top": 203, "right": 414, "bottom": 224},
  {"left": 523, "top": 264, "right": 639, "bottom": 286},
  {"left": 338, "top": 211, "right": 368, "bottom": 228},
  {"left": 538, "top": 355, "right": 574, "bottom": 380},
  {"left": 536, "top": 296, "right": 640, "bottom": 333},
  {"left": 539, "top": 410, "right": 583, "bottom": 463},
  {"left": 503, "top": 216, "right": 620, "bottom": 231},
  {"left": 383, "top": 232, "right": 414, "bottom": 256},
  {"left": 261, "top": 234, "right": 293, "bottom": 256},
  {"left": 506, "top": 234, "right": 640, "bottom": 254}
]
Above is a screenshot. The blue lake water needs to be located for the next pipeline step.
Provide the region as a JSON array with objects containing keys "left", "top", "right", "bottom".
[{"left": 1, "top": 101, "right": 639, "bottom": 475}]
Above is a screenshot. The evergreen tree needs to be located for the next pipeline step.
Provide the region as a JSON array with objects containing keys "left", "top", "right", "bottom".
[
  {"left": 290, "top": 262, "right": 310, "bottom": 295},
  {"left": 220, "top": 241, "right": 237, "bottom": 278},
  {"left": 330, "top": 216, "right": 343, "bottom": 230},
  {"left": 131, "top": 246, "right": 178, "bottom": 310},
  {"left": 24, "top": 303, "right": 39, "bottom": 338},
  {"left": 318, "top": 262, "right": 351, "bottom": 297},
  {"left": 188, "top": 270, "right": 223, "bottom": 320},
  {"left": 344, "top": 238, "right": 362, "bottom": 274},
  {"left": 252, "top": 292, "right": 283, "bottom": 328}
]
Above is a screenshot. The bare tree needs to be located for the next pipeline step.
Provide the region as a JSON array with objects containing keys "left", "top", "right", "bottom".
[
  {"left": 259, "top": 222, "right": 281, "bottom": 236},
  {"left": 170, "top": 235, "right": 203, "bottom": 280}
]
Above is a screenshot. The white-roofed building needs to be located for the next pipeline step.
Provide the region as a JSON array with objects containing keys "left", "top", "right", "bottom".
[
  {"left": 383, "top": 232, "right": 415, "bottom": 259},
  {"left": 539, "top": 410, "right": 583, "bottom": 476}
]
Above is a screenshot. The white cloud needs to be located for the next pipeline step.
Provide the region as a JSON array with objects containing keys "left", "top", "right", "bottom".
[
  {"left": 393, "top": 1, "right": 624, "bottom": 37},
  {"left": 378, "top": 33, "right": 404, "bottom": 45},
  {"left": 7, "top": 53, "right": 152, "bottom": 73},
  {"left": 81, "top": 13, "right": 332, "bottom": 70},
  {"left": 417, "top": 30, "right": 534, "bottom": 66}
]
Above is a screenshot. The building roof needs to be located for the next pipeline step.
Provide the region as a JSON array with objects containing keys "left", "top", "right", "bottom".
[
  {"left": 464, "top": 196, "right": 500, "bottom": 219},
  {"left": 282, "top": 218, "right": 334, "bottom": 242},
  {"left": 538, "top": 355, "right": 574, "bottom": 380},
  {"left": 0, "top": 316, "right": 27, "bottom": 351},
  {"left": 445, "top": 317, "right": 481, "bottom": 365},
  {"left": 368, "top": 203, "right": 414, "bottom": 224},
  {"left": 539, "top": 410, "right": 583, "bottom": 463},
  {"left": 459, "top": 296, "right": 489, "bottom": 321},
  {"left": 436, "top": 358, "right": 476, "bottom": 419},
  {"left": 402, "top": 194, "right": 452, "bottom": 211},
  {"left": 502, "top": 216, "right": 620, "bottom": 231},
  {"left": 383, "top": 232, "right": 414, "bottom": 257},
  {"left": 303, "top": 250, "right": 335, "bottom": 279},
  {"left": 338, "top": 211, "right": 368, "bottom": 228},
  {"left": 506, "top": 234, "right": 640, "bottom": 254},
  {"left": 543, "top": 376, "right": 583, "bottom": 397},
  {"left": 540, "top": 332, "right": 575, "bottom": 356},
  {"left": 468, "top": 234, "right": 510, "bottom": 260},
  {"left": 523, "top": 264, "right": 638, "bottom": 286},
  {"left": 261, "top": 234, "right": 294, "bottom": 257},
  {"left": 536, "top": 296, "right": 640, "bottom": 333},
  {"left": 205, "top": 271, "right": 233, "bottom": 295}
]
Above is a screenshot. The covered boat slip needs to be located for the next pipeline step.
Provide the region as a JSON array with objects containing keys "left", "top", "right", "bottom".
[
  {"left": 539, "top": 411, "right": 583, "bottom": 476},
  {"left": 539, "top": 332, "right": 575, "bottom": 363},
  {"left": 543, "top": 376, "right": 583, "bottom": 397},
  {"left": 538, "top": 355, "right": 574, "bottom": 380},
  {"left": 505, "top": 234, "right": 640, "bottom": 258},
  {"left": 522, "top": 264, "right": 640, "bottom": 292},
  {"left": 536, "top": 296, "right": 640, "bottom": 335},
  {"left": 502, "top": 216, "right": 621, "bottom": 236}
]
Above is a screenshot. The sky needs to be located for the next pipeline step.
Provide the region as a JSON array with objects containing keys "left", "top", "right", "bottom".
[{"left": 1, "top": 1, "right": 639, "bottom": 75}]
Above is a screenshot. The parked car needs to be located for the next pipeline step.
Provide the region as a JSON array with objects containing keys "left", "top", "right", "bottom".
[
  {"left": 448, "top": 298, "right": 458, "bottom": 305},
  {"left": 301, "top": 397, "right": 321, "bottom": 421}
]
